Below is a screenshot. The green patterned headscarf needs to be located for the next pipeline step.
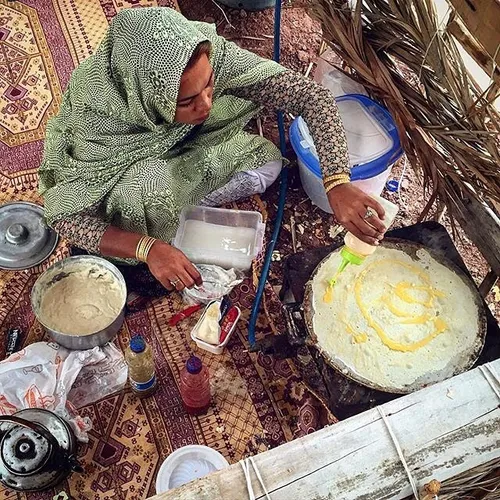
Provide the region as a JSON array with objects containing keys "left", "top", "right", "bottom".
[{"left": 40, "top": 7, "right": 284, "bottom": 241}]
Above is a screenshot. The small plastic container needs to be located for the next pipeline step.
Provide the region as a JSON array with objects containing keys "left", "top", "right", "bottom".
[
  {"left": 155, "top": 445, "right": 229, "bottom": 493},
  {"left": 289, "top": 94, "right": 403, "bottom": 213},
  {"left": 173, "top": 206, "right": 265, "bottom": 271},
  {"left": 191, "top": 302, "right": 241, "bottom": 355}
]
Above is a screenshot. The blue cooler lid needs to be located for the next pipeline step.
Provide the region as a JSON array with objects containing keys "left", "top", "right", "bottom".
[{"left": 289, "top": 94, "right": 403, "bottom": 181}]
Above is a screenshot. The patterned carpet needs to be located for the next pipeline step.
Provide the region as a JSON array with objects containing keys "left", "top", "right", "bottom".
[{"left": 0, "top": 1, "right": 332, "bottom": 498}]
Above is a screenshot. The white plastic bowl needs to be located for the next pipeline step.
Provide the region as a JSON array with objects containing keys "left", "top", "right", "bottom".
[{"left": 155, "top": 445, "right": 229, "bottom": 494}]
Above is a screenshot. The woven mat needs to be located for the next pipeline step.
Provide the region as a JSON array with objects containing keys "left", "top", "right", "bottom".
[{"left": 0, "top": 1, "right": 333, "bottom": 498}]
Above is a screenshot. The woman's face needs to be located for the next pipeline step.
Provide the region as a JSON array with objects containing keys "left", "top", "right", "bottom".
[{"left": 175, "top": 53, "right": 214, "bottom": 125}]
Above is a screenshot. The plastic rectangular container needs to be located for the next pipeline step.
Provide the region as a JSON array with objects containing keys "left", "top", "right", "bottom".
[
  {"left": 297, "top": 157, "right": 393, "bottom": 213},
  {"left": 191, "top": 304, "right": 241, "bottom": 355},
  {"left": 173, "top": 206, "right": 265, "bottom": 271}
]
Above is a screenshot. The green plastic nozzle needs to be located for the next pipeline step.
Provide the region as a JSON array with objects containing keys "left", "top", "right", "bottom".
[
  {"left": 328, "top": 247, "right": 366, "bottom": 288},
  {"left": 340, "top": 246, "right": 365, "bottom": 266}
]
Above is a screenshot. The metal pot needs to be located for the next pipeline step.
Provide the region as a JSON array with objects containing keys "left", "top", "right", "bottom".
[
  {"left": 0, "top": 409, "right": 82, "bottom": 492},
  {"left": 31, "top": 255, "right": 127, "bottom": 350}
]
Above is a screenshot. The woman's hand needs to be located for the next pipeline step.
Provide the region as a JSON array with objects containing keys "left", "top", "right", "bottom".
[
  {"left": 147, "top": 241, "right": 202, "bottom": 292},
  {"left": 327, "top": 183, "right": 387, "bottom": 245}
]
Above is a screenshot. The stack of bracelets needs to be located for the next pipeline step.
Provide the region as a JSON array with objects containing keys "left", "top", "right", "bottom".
[
  {"left": 136, "top": 235, "right": 157, "bottom": 262},
  {"left": 324, "top": 173, "right": 350, "bottom": 195}
]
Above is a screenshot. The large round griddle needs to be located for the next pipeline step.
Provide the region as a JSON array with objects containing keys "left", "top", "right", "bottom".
[{"left": 303, "top": 238, "right": 487, "bottom": 394}]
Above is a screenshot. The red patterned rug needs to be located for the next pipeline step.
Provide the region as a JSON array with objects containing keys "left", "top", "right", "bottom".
[{"left": 0, "top": 1, "right": 333, "bottom": 498}]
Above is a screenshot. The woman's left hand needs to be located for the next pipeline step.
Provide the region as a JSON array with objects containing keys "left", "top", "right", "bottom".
[
  {"left": 327, "top": 183, "right": 387, "bottom": 246},
  {"left": 146, "top": 241, "right": 202, "bottom": 292}
]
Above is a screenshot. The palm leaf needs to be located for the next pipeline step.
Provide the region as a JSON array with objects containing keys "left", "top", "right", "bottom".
[{"left": 307, "top": 0, "right": 500, "bottom": 221}]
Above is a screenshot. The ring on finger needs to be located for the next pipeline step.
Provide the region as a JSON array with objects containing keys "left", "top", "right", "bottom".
[
  {"left": 170, "top": 279, "right": 181, "bottom": 287},
  {"left": 364, "top": 208, "right": 375, "bottom": 220}
]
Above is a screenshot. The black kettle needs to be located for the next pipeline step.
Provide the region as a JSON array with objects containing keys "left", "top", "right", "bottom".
[{"left": 0, "top": 408, "right": 83, "bottom": 492}]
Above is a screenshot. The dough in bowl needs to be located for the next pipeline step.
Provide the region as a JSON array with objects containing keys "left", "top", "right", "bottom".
[
  {"left": 39, "top": 265, "right": 125, "bottom": 335},
  {"left": 310, "top": 246, "right": 482, "bottom": 391}
]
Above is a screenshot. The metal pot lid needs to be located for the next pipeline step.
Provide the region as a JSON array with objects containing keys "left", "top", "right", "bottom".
[
  {"left": 0, "top": 409, "right": 77, "bottom": 492},
  {"left": 1, "top": 425, "right": 51, "bottom": 475},
  {"left": 0, "top": 202, "right": 58, "bottom": 270}
]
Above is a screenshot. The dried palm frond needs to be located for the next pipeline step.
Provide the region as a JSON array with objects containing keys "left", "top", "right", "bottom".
[
  {"left": 413, "top": 457, "right": 500, "bottom": 500},
  {"left": 306, "top": 0, "right": 500, "bottom": 221}
]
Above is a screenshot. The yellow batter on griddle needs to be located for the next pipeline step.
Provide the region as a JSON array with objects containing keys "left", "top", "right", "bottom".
[
  {"left": 353, "top": 259, "right": 447, "bottom": 353},
  {"left": 311, "top": 246, "right": 480, "bottom": 390}
]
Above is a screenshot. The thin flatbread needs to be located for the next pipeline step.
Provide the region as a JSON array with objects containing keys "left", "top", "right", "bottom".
[{"left": 309, "top": 245, "right": 482, "bottom": 392}]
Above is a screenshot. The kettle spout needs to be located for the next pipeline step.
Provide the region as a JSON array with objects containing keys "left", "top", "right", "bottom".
[{"left": 67, "top": 455, "right": 84, "bottom": 474}]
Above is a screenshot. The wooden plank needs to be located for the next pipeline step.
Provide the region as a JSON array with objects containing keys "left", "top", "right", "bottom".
[
  {"left": 149, "top": 359, "right": 500, "bottom": 500},
  {"left": 451, "top": 191, "right": 500, "bottom": 278},
  {"left": 447, "top": 0, "right": 500, "bottom": 64},
  {"left": 479, "top": 270, "right": 498, "bottom": 298},
  {"left": 447, "top": 18, "right": 500, "bottom": 83}
]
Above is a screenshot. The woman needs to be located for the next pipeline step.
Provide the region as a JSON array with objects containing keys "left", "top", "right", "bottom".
[{"left": 40, "top": 7, "right": 386, "bottom": 292}]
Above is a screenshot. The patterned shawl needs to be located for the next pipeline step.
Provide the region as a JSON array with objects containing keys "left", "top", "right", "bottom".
[{"left": 39, "top": 8, "right": 284, "bottom": 241}]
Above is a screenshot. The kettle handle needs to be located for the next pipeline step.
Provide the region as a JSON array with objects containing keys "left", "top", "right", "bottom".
[{"left": 0, "top": 415, "right": 61, "bottom": 453}]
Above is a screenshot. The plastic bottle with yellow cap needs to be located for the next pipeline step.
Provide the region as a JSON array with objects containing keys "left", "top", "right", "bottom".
[{"left": 325, "top": 195, "right": 399, "bottom": 302}]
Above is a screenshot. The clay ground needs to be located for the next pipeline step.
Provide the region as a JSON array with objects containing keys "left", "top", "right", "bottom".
[{"left": 179, "top": 0, "right": 499, "bottom": 320}]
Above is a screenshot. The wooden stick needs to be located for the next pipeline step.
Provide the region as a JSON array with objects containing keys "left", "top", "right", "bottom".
[
  {"left": 230, "top": 35, "right": 268, "bottom": 42},
  {"left": 304, "top": 62, "right": 314, "bottom": 78},
  {"left": 447, "top": 18, "right": 500, "bottom": 83},
  {"left": 449, "top": 185, "right": 500, "bottom": 277},
  {"left": 319, "top": 40, "right": 327, "bottom": 56},
  {"left": 256, "top": 117, "right": 263, "bottom": 137},
  {"left": 434, "top": 201, "right": 447, "bottom": 222},
  {"left": 478, "top": 270, "right": 498, "bottom": 298},
  {"left": 290, "top": 216, "right": 297, "bottom": 253},
  {"left": 210, "top": 0, "right": 234, "bottom": 29}
]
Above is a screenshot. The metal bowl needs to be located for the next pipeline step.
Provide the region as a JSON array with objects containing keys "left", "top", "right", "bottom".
[{"left": 31, "top": 255, "right": 127, "bottom": 350}]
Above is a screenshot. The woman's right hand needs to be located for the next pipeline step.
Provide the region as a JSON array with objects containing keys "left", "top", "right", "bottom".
[
  {"left": 147, "top": 240, "right": 202, "bottom": 292},
  {"left": 327, "top": 183, "right": 386, "bottom": 245}
]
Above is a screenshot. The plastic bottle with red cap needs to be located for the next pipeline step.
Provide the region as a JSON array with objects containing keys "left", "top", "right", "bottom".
[{"left": 179, "top": 356, "right": 211, "bottom": 416}]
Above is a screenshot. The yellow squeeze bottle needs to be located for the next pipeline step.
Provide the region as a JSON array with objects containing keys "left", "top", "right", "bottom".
[
  {"left": 324, "top": 195, "right": 398, "bottom": 303},
  {"left": 342, "top": 194, "right": 399, "bottom": 269}
]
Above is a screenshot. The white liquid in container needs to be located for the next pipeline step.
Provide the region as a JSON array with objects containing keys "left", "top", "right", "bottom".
[
  {"left": 174, "top": 206, "right": 265, "bottom": 270},
  {"left": 180, "top": 220, "right": 256, "bottom": 256}
]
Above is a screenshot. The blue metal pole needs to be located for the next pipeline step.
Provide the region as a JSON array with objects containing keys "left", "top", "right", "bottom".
[{"left": 248, "top": 0, "right": 288, "bottom": 349}]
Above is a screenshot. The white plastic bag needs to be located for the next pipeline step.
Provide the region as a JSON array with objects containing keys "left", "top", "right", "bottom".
[
  {"left": 0, "top": 342, "right": 127, "bottom": 442},
  {"left": 183, "top": 264, "right": 243, "bottom": 305}
]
